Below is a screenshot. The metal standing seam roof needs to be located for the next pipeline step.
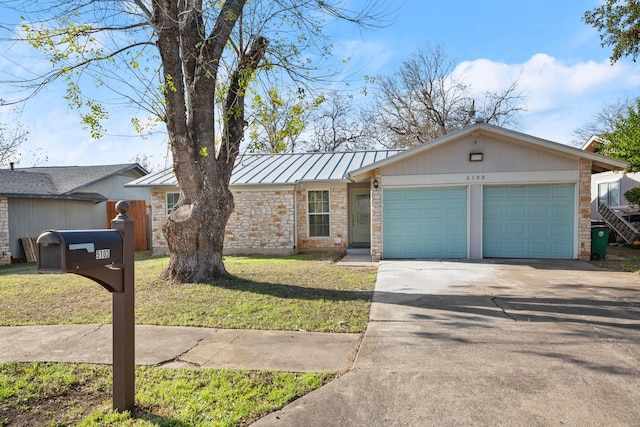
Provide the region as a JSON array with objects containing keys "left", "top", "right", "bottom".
[{"left": 126, "top": 150, "right": 405, "bottom": 187}]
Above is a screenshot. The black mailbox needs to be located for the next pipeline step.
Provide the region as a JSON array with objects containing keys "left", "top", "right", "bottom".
[
  {"left": 35, "top": 202, "right": 136, "bottom": 412},
  {"left": 37, "top": 229, "right": 124, "bottom": 273}
]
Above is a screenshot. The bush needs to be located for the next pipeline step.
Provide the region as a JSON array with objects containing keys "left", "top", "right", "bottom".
[{"left": 624, "top": 186, "right": 640, "bottom": 208}]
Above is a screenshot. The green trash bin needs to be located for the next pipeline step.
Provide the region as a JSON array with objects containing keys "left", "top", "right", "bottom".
[{"left": 591, "top": 227, "right": 609, "bottom": 260}]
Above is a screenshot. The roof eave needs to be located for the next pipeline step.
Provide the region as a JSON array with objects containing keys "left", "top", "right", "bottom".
[
  {"left": 0, "top": 193, "right": 107, "bottom": 203},
  {"left": 125, "top": 182, "right": 179, "bottom": 188},
  {"left": 70, "top": 163, "right": 149, "bottom": 193},
  {"left": 233, "top": 178, "right": 350, "bottom": 186}
]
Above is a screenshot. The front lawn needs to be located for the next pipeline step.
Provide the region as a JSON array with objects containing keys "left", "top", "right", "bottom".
[
  {"left": 0, "top": 254, "right": 377, "bottom": 333},
  {"left": 0, "top": 254, "right": 376, "bottom": 425}
]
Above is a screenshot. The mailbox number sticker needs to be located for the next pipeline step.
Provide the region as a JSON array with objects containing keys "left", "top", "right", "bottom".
[{"left": 95, "top": 249, "right": 111, "bottom": 260}]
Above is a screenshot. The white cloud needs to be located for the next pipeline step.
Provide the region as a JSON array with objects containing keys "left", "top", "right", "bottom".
[
  {"left": 452, "top": 54, "right": 640, "bottom": 144},
  {"left": 334, "top": 38, "right": 396, "bottom": 80}
]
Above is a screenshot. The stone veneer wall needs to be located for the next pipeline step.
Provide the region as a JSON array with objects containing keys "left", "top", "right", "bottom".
[
  {"left": 296, "top": 186, "right": 349, "bottom": 253},
  {"left": 150, "top": 187, "right": 306, "bottom": 256},
  {"left": 0, "top": 198, "right": 10, "bottom": 265},
  {"left": 224, "top": 188, "right": 295, "bottom": 254},
  {"left": 578, "top": 159, "right": 593, "bottom": 260},
  {"left": 369, "top": 170, "right": 382, "bottom": 261}
]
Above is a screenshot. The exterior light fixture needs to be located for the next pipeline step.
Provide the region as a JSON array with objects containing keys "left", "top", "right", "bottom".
[
  {"left": 373, "top": 179, "right": 379, "bottom": 189},
  {"left": 469, "top": 153, "right": 483, "bottom": 162}
]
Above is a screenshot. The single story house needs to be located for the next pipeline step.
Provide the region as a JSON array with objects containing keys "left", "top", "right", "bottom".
[
  {"left": 128, "top": 121, "right": 626, "bottom": 261},
  {"left": 0, "top": 163, "right": 150, "bottom": 263}
]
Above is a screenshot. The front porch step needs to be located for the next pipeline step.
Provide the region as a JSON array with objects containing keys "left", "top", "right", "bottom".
[{"left": 346, "top": 248, "right": 370, "bottom": 254}]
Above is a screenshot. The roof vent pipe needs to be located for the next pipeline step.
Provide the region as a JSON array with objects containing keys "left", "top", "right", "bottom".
[{"left": 9, "top": 162, "right": 14, "bottom": 171}]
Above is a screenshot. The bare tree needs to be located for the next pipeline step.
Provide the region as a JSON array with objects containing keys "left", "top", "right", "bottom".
[
  {"left": 305, "top": 91, "right": 375, "bottom": 152},
  {"left": 0, "top": 109, "right": 29, "bottom": 166},
  {"left": 1, "top": 0, "right": 391, "bottom": 282},
  {"left": 571, "top": 98, "right": 636, "bottom": 146},
  {"left": 371, "top": 44, "right": 526, "bottom": 148}
]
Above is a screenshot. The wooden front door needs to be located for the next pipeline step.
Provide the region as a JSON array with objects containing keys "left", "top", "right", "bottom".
[{"left": 350, "top": 189, "right": 371, "bottom": 246}]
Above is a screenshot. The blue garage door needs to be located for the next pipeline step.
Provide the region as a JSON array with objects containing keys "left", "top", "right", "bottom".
[
  {"left": 483, "top": 184, "right": 574, "bottom": 259},
  {"left": 383, "top": 187, "right": 467, "bottom": 259}
]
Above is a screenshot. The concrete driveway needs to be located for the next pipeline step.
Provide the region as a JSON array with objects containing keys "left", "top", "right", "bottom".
[{"left": 254, "top": 259, "right": 640, "bottom": 426}]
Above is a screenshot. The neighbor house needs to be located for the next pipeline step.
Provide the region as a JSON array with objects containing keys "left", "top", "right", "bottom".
[
  {"left": 583, "top": 135, "right": 640, "bottom": 219},
  {"left": 129, "top": 121, "right": 626, "bottom": 261},
  {"left": 0, "top": 163, "right": 150, "bottom": 264}
]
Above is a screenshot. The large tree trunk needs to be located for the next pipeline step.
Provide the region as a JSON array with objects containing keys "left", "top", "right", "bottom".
[{"left": 160, "top": 179, "right": 234, "bottom": 282}]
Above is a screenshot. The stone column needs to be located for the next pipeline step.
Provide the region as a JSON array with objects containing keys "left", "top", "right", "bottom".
[
  {"left": 578, "top": 159, "right": 593, "bottom": 260},
  {"left": 370, "top": 170, "right": 382, "bottom": 261}
]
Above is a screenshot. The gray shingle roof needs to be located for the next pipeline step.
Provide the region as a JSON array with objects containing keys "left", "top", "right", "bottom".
[
  {"left": 127, "top": 151, "right": 404, "bottom": 187},
  {"left": 0, "top": 163, "right": 148, "bottom": 201}
]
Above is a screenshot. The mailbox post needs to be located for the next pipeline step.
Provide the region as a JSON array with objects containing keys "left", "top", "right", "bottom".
[
  {"left": 110, "top": 201, "right": 135, "bottom": 412},
  {"left": 36, "top": 200, "right": 135, "bottom": 412}
]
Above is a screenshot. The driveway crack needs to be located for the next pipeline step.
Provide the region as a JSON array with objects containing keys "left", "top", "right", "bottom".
[{"left": 491, "top": 297, "right": 517, "bottom": 321}]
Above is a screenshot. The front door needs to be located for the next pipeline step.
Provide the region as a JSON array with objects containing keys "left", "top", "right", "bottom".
[{"left": 350, "top": 189, "right": 371, "bottom": 246}]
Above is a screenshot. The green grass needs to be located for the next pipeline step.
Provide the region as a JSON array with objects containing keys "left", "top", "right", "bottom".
[
  {"left": 0, "top": 254, "right": 370, "bottom": 425},
  {"left": 0, "top": 362, "right": 333, "bottom": 426},
  {"left": 0, "top": 254, "right": 377, "bottom": 332}
]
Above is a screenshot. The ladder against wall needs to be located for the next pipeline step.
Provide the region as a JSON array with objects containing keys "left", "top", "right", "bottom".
[{"left": 598, "top": 203, "right": 639, "bottom": 244}]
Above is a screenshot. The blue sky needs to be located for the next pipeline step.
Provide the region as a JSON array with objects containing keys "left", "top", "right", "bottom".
[{"left": 2, "top": 0, "right": 640, "bottom": 168}]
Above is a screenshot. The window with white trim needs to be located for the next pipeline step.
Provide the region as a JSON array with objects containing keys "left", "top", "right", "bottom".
[
  {"left": 308, "top": 190, "right": 330, "bottom": 237},
  {"left": 598, "top": 181, "right": 620, "bottom": 207},
  {"left": 167, "top": 192, "right": 180, "bottom": 214}
]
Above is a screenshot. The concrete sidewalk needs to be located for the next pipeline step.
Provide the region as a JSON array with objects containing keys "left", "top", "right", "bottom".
[{"left": 0, "top": 324, "right": 361, "bottom": 373}]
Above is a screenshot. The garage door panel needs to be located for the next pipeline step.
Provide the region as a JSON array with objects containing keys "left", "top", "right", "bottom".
[
  {"left": 553, "top": 205, "right": 572, "bottom": 216},
  {"left": 506, "top": 242, "right": 526, "bottom": 255},
  {"left": 426, "top": 207, "right": 444, "bottom": 218},
  {"left": 529, "top": 205, "right": 550, "bottom": 216},
  {"left": 528, "top": 243, "right": 549, "bottom": 254},
  {"left": 506, "top": 205, "right": 526, "bottom": 216},
  {"left": 506, "top": 187, "right": 526, "bottom": 198},
  {"left": 445, "top": 207, "right": 466, "bottom": 218},
  {"left": 483, "top": 184, "right": 574, "bottom": 259},
  {"left": 550, "top": 224, "right": 572, "bottom": 236},
  {"left": 383, "top": 187, "right": 467, "bottom": 259},
  {"left": 505, "top": 223, "right": 526, "bottom": 235},
  {"left": 529, "top": 223, "right": 549, "bottom": 235},
  {"left": 553, "top": 186, "right": 573, "bottom": 197},
  {"left": 405, "top": 208, "right": 425, "bottom": 219},
  {"left": 446, "top": 225, "right": 466, "bottom": 238},
  {"left": 528, "top": 186, "right": 550, "bottom": 198},
  {"left": 551, "top": 243, "right": 572, "bottom": 254},
  {"left": 405, "top": 189, "right": 426, "bottom": 200}
]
